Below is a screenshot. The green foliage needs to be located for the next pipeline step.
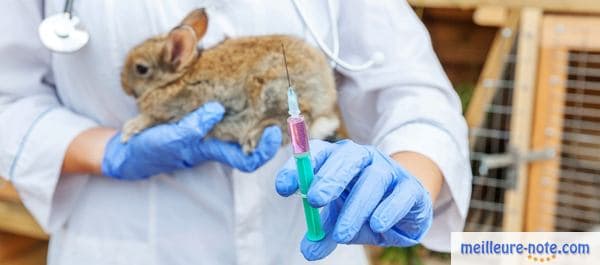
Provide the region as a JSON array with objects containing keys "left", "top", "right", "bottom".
[
  {"left": 454, "top": 83, "right": 475, "bottom": 113},
  {"left": 378, "top": 246, "right": 423, "bottom": 265},
  {"left": 374, "top": 245, "right": 451, "bottom": 265}
]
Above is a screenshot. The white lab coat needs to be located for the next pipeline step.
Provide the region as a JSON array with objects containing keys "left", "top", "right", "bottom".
[{"left": 0, "top": 0, "right": 471, "bottom": 264}]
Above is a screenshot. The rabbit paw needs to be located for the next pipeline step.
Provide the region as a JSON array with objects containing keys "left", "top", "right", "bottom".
[
  {"left": 121, "top": 132, "right": 133, "bottom": 143},
  {"left": 241, "top": 137, "right": 258, "bottom": 155},
  {"left": 241, "top": 120, "right": 281, "bottom": 154},
  {"left": 241, "top": 127, "right": 264, "bottom": 154},
  {"left": 121, "top": 115, "right": 155, "bottom": 143}
]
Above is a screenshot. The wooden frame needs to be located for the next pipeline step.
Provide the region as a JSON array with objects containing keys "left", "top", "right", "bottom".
[
  {"left": 473, "top": 6, "right": 509, "bottom": 26},
  {"left": 409, "top": 0, "right": 600, "bottom": 14},
  {"left": 0, "top": 181, "right": 47, "bottom": 239},
  {"left": 502, "top": 8, "right": 542, "bottom": 231},
  {"left": 0, "top": 180, "right": 20, "bottom": 202},
  {"left": 525, "top": 15, "right": 600, "bottom": 231},
  {"left": 0, "top": 232, "right": 47, "bottom": 264},
  {"left": 465, "top": 11, "right": 519, "bottom": 147}
]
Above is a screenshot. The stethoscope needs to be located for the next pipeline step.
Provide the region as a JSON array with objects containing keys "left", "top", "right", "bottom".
[
  {"left": 38, "top": 0, "right": 89, "bottom": 53},
  {"left": 38, "top": 0, "right": 384, "bottom": 71}
]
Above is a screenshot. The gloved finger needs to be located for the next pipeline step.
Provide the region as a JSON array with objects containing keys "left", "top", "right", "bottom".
[
  {"left": 193, "top": 126, "right": 281, "bottom": 171},
  {"left": 300, "top": 203, "right": 339, "bottom": 261},
  {"left": 275, "top": 158, "right": 298, "bottom": 196},
  {"left": 308, "top": 140, "right": 372, "bottom": 207},
  {"left": 332, "top": 163, "right": 392, "bottom": 243},
  {"left": 176, "top": 101, "right": 225, "bottom": 137},
  {"left": 227, "top": 125, "right": 283, "bottom": 172},
  {"left": 275, "top": 140, "right": 334, "bottom": 197},
  {"left": 369, "top": 179, "right": 422, "bottom": 233},
  {"left": 237, "top": 125, "right": 283, "bottom": 172},
  {"left": 392, "top": 194, "right": 432, "bottom": 241}
]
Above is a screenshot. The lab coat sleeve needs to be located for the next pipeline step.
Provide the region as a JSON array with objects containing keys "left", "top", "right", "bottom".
[
  {"left": 0, "top": 1, "right": 98, "bottom": 233},
  {"left": 336, "top": 0, "right": 471, "bottom": 251}
]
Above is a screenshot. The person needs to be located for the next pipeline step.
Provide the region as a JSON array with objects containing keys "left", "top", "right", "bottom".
[{"left": 0, "top": 0, "right": 471, "bottom": 264}]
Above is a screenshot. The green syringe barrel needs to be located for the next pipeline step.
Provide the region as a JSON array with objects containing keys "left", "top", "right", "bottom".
[{"left": 294, "top": 152, "right": 326, "bottom": 241}]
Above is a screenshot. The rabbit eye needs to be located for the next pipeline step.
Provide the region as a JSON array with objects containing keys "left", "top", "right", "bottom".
[{"left": 135, "top": 64, "right": 150, "bottom": 76}]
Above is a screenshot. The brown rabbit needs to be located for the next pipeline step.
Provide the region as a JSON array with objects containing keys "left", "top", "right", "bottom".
[{"left": 120, "top": 8, "right": 339, "bottom": 153}]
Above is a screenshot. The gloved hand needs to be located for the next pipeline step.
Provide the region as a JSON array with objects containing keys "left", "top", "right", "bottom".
[
  {"left": 275, "top": 140, "right": 433, "bottom": 261},
  {"left": 102, "top": 102, "right": 282, "bottom": 180}
]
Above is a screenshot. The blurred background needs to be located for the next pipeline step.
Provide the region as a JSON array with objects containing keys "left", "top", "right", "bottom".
[{"left": 1, "top": 1, "right": 600, "bottom": 264}]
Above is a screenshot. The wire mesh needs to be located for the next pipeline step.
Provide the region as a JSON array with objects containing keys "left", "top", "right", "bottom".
[
  {"left": 465, "top": 40, "right": 518, "bottom": 232},
  {"left": 466, "top": 20, "right": 600, "bottom": 233},
  {"left": 553, "top": 50, "right": 600, "bottom": 231}
]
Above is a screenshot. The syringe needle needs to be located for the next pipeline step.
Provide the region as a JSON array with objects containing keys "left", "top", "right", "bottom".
[{"left": 281, "top": 43, "right": 292, "bottom": 87}]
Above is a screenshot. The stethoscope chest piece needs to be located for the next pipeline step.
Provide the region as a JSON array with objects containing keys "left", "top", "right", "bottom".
[{"left": 39, "top": 12, "right": 89, "bottom": 53}]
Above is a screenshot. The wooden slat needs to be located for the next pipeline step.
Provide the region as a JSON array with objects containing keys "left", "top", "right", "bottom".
[
  {"left": 0, "top": 232, "right": 47, "bottom": 265},
  {"left": 408, "top": 0, "right": 600, "bottom": 14},
  {"left": 0, "top": 232, "right": 39, "bottom": 260},
  {"left": 0, "top": 180, "right": 21, "bottom": 202},
  {"left": 0, "top": 200, "right": 47, "bottom": 239},
  {"left": 465, "top": 11, "right": 519, "bottom": 147},
  {"left": 4, "top": 244, "right": 47, "bottom": 265},
  {"left": 473, "top": 6, "right": 508, "bottom": 27},
  {"left": 502, "top": 8, "right": 542, "bottom": 231},
  {"left": 0, "top": 180, "right": 47, "bottom": 238},
  {"left": 540, "top": 16, "right": 600, "bottom": 51},
  {"left": 525, "top": 48, "right": 568, "bottom": 231},
  {"left": 525, "top": 16, "right": 572, "bottom": 231}
]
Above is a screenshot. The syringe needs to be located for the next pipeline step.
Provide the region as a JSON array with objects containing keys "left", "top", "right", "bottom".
[{"left": 282, "top": 44, "right": 326, "bottom": 242}]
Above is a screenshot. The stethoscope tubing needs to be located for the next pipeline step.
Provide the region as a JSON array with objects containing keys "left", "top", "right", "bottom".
[
  {"left": 290, "top": 0, "right": 384, "bottom": 71},
  {"left": 63, "top": 0, "right": 74, "bottom": 17}
]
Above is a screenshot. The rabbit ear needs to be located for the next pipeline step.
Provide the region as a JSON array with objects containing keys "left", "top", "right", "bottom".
[
  {"left": 162, "top": 9, "right": 208, "bottom": 71},
  {"left": 163, "top": 28, "right": 197, "bottom": 71},
  {"left": 180, "top": 8, "right": 208, "bottom": 41}
]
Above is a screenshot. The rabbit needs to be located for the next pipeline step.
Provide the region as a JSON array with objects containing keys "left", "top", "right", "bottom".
[{"left": 120, "top": 8, "right": 340, "bottom": 153}]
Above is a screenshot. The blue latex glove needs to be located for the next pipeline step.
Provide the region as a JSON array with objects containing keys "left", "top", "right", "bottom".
[
  {"left": 102, "top": 102, "right": 282, "bottom": 180},
  {"left": 275, "top": 139, "right": 433, "bottom": 261}
]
